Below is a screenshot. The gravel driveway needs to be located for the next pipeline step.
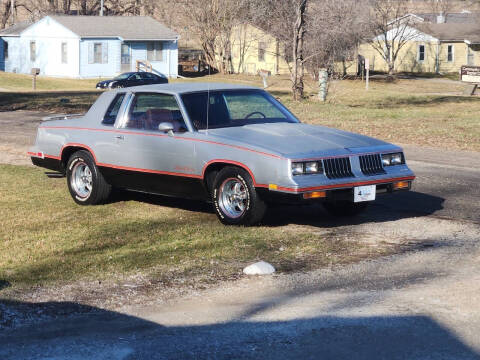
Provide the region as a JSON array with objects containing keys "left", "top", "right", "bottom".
[{"left": 0, "top": 111, "right": 479, "bottom": 359}]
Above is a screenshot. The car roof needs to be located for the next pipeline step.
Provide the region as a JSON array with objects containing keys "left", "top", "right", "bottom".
[{"left": 114, "top": 82, "right": 261, "bottom": 95}]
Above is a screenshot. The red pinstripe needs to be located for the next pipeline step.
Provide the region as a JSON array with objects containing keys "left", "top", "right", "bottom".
[
  {"left": 201, "top": 159, "right": 269, "bottom": 188},
  {"left": 31, "top": 136, "right": 415, "bottom": 194},
  {"left": 96, "top": 162, "right": 202, "bottom": 179},
  {"left": 39, "top": 126, "right": 284, "bottom": 159}
]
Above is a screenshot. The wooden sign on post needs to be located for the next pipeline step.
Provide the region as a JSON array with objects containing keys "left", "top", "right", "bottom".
[
  {"left": 461, "top": 65, "right": 480, "bottom": 95},
  {"left": 31, "top": 68, "right": 40, "bottom": 91}
]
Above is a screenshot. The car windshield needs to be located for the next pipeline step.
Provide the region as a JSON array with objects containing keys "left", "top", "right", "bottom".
[
  {"left": 180, "top": 90, "right": 299, "bottom": 130},
  {"left": 114, "top": 73, "right": 133, "bottom": 80}
]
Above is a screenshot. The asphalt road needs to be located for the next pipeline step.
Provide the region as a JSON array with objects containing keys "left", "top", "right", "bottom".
[{"left": 0, "top": 112, "right": 479, "bottom": 359}]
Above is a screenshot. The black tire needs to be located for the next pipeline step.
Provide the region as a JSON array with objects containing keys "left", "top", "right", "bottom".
[
  {"left": 212, "top": 166, "right": 266, "bottom": 225},
  {"left": 66, "top": 150, "right": 111, "bottom": 205},
  {"left": 323, "top": 201, "right": 369, "bottom": 217}
]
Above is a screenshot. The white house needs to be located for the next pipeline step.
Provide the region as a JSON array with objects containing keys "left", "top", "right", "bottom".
[{"left": 0, "top": 15, "right": 179, "bottom": 78}]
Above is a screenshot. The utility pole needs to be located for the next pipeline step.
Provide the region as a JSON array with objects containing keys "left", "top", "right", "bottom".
[
  {"left": 10, "top": 0, "right": 15, "bottom": 24},
  {"left": 100, "top": 0, "right": 104, "bottom": 16}
]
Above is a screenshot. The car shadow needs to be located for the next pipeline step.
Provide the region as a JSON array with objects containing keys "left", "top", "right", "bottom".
[
  {"left": 108, "top": 189, "right": 215, "bottom": 214},
  {"left": 0, "top": 280, "right": 10, "bottom": 291},
  {"left": 0, "top": 299, "right": 478, "bottom": 359},
  {"left": 108, "top": 189, "right": 444, "bottom": 228},
  {"left": 262, "top": 191, "right": 444, "bottom": 228}
]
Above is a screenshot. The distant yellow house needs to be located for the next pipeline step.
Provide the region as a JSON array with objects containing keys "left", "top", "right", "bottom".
[
  {"left": 357, "top": 22, "right": 480, "bottom": 74},
  {"left": 229, "top": 24, "right": 291, "bottom": 75}
]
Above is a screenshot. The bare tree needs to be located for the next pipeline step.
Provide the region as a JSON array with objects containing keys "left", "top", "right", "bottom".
[
  {"left": 305, "top": 0, "right": 367, "bottom": 80},
  {"left": 0, "top": 0, "right": 11, "bottom": 28},
  {"left": 428, "top": 0, "right": 454, "bottom": 15},
  {"left": 175, "top": 0, "right": 250, "bottom": 74},
  {"left": 1, "top": 0, "right": 33, "bottom": 28},
  {"left": 366, "top": 0, "right": 420, "bottom": 75},
  {"left": 252, "top": 0, "right": 308, "bottom": 100}
]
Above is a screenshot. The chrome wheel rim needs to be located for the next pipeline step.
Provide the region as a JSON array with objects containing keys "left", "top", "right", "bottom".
[
  {"left": 218, "top": 178, "right": 248, "bottom": 219},
  {"left": 70, "top": 161, "right": 93, "bottom": 198}
]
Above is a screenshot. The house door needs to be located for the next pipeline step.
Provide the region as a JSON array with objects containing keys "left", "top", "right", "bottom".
[
  {"left": 121, "top": 43, "right": 131, "bottom": 72},
  {"left": 467, "top": 46, "right": 475, "bottom": 66}
]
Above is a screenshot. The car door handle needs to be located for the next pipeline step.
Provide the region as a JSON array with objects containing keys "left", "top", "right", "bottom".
[{"left": 115, "top": 135, "right": 124, "bottom": 140}]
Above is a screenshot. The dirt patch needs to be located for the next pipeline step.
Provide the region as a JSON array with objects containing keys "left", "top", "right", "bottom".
[{"left": 0, "top": 110, "right": 47, "bottom": 165}]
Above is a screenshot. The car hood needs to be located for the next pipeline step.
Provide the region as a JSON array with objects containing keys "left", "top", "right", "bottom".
[{"left": 206, "top": 123, "right": 398, "bottom": 159}]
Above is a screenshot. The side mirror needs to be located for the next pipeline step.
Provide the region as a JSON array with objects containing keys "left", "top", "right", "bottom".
[{"left": 158, "top": 122, "right": 174, "bottom": 136}]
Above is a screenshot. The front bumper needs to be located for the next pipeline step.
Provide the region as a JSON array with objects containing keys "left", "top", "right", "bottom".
[{"left": 259, "top": 176, "right": 414, "bottom": 204}]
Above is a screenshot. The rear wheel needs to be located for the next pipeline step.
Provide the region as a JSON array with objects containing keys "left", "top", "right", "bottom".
[
  {"left": 66, "top": 150, "right": 111, "bottom": 205},
  {"left": 323, "top": 201, "right": 369, "bottom": 216},
  {"left": 212, "top": 167, "right": 266, "bottom": 225}
]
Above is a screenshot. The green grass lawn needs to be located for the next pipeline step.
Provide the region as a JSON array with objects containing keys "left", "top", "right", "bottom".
[
  {"left": 0, "top": 165, "right": 368, "bottom": 292},
  {"left": 0, "top": 71, "right": 101, "bottom": 91}
]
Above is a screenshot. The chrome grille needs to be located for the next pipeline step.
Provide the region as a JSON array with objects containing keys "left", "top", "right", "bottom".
[
  {"left": 359, "top": 153, "right": 386, "bottom": 176},
  {"left": 322, "top": 157, "right": 354, "bottom": 179}
]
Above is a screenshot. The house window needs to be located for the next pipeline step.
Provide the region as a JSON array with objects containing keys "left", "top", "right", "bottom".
[
  {"left": 258, "top": 41, "right": 266, "bottom": 62},
  {"left": 147, "top": 42, "right": 163, "bottom": 61},
  {"left": 61, "top": 42, "right": 68, "bottom": 64},
  {"left": 3, "top": 41, "right": 8, "bottom": 60},
  {"left": 418, "top": 44, "right": 425, "bottom": 62},
  {"left": 94, "top": 43, "right": 102, "bottom": 63},
  {"left": 447, "top": 45, "right": 454, "bottom": 62},
  {"left": 88, "top": 42, "right": 108, "bottom": 64},
  {"left": 30, "top": 41, "right": 36, "bottom": 62}
]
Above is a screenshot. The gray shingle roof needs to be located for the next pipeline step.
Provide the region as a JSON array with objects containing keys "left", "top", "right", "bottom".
[
  {"left": 50, "top": 15, "right": 179, "bottom": 40},
  {"left": 0, "top": 21, "right": 32, "bottom": 36},
  {"left": 415, "top": 12, "right": 480, "bottom": 24},
  {"left": 415, "top": 23, "right": 480, "bottom": 43}
]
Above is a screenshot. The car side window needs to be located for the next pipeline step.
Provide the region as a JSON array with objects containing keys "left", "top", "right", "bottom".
[
  {"left": 102, "top": 93, "right": 126, "bottom": 125},
  {"left": 123, "top": 93, "right": 188, "bottom": 133}
]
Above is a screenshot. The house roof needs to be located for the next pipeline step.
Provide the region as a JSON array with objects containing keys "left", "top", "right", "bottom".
[
  {"left": 415, "top": 12, "right": 480, "bottom": 24},
  {"left": 50, "top": 16, "right": 179, "bottom": 40},
  {"left": 414, "top": 22, "right": 480, "bottom": 43},
  {"left": 0, "top": 21, "right": 32, "bottom": 36}
]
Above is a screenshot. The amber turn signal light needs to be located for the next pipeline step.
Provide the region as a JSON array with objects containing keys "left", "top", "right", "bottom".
[
  {"left": 393, "top": 181, "right": 410, "bottom": 190},
  {"left": 303, "top": 191, "right": 326, "bottom": 199}
]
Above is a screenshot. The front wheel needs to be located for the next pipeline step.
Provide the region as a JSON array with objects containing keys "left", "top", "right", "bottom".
[
  {"left": 212, "top": 167, "right": 266, "bottom": 225},
  {"left": 66, "top": 150, "right": 111, "bottom": 205},
  {"left": 323, "top": 201, "right": 369, "bottom": 216}
]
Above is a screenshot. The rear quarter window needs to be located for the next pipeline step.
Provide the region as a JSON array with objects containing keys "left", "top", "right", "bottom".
[{"left": 102, "top": 93, "right": 126, "bottom": 125}]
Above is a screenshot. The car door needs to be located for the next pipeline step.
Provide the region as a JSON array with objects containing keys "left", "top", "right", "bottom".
[
  {"left": 107, "top": 92, "right": 203, "bottom": 198},
  {"left": 126, "top": 73, "right": 143, "bottom": 87},
  {"left": 139, "top": 72, "right": 154, "bottom": 85}
]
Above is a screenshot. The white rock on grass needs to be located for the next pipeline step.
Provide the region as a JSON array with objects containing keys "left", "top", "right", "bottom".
[{"left": 243, "top": 261, "right": 275, "bottom": 275}]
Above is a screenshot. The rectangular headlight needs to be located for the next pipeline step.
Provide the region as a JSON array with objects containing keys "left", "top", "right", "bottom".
[
  {"left": 292, "top": 161, "right": 324, "bottom": 176},
  {"left": 305, "top": 161, "right": 320, "bottom": 174},
  {"left": 291, "top": 162, "right": 304, "bottom": 175},
  {"left": 381, "top": 152, "right": 404, "bottom": 166},
  {"left": 391, "top": 153, "right": 403, "bottom": 165}
]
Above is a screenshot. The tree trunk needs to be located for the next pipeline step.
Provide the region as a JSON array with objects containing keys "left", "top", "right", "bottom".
[
  {"left": 1, "top": 1, "right": 11, "bottom": 29},
  {"left": 291, "top": 0, "right": 307, "bottom": 100},
  {"left": 388, "top": 62, "right": 395, "bottom": 75},
  {"left": 63, "top": 0, "right": 71, "bottom": 14},
  {"left": 80, "top": 0, "right": 87, "bottom": 15},
  {"left": 202, "top": 41, "right": 218, "bottom": 73}
]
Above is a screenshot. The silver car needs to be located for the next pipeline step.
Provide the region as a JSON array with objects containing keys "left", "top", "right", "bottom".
[{"left": 29, "top": 83, "right": 415, "bottom": 225}]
